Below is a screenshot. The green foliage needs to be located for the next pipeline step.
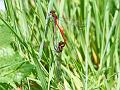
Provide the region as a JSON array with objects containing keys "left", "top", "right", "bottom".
[{"left": 0, "top": 0, "right": 120, "bottom": 90}]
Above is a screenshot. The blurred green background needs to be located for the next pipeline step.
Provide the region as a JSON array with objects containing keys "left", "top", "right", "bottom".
[{"left": 0, "top": 0, "right": 120, "bottom": 90}]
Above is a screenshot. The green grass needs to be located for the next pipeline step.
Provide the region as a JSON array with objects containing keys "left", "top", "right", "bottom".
[{"left": 0, "top": 0, "right": 120, "bottom": 90}]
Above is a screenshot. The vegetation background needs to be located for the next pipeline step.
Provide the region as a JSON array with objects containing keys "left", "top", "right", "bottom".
[{"left": 0, "top": 0, "right": 120, "bottom": 90}]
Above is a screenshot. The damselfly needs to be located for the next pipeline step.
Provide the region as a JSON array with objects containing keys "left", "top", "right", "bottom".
[
  {"left": 49, "top": 10, "right": 67, "bottom": 53},
  {"left": 49, "top": 10, "right": 85, "bottom": 53},
  {"left": 48, "top": 10, "right": 85, "bottom": 30}
]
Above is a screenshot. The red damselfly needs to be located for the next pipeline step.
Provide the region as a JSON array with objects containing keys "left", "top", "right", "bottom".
[
  {"left": 49, "top": 10, "right": 67, "bottom": 53},
  {"left": 48, "top": 10, "right": 85, "bottom": 30},
  {"left": 49, "top": 10, "right": 85, "bottom": 53}
]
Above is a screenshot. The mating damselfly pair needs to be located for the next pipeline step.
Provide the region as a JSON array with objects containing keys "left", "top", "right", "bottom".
[{"left": 48, "top": 10, "right": 84, "bottom": 53}]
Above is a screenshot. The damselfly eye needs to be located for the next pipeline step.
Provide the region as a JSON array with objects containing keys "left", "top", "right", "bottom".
[
  {"left": 58, "top": 41, "right": 65, "bottom": 47},
  {"left": 50, "top": 10, "right": 55, "bottom": 14}
]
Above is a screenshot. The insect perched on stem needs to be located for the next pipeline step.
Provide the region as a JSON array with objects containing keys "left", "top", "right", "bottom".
[{"left": 49, "top": 10, "right": 66, "bottom": 53}]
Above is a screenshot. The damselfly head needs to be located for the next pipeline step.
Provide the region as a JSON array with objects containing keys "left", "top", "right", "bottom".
[
  {"left": 58, "top": 41, "right": 66, "bottom": 47},
  {"left": 49, "top": 10, "right": 58, "bottom": 19},
  {"left": 56, "top": 41, "right": 66, "bottom": 53},
  {"left": 50, "top": 10, "right": 56, "bottom": 14}
]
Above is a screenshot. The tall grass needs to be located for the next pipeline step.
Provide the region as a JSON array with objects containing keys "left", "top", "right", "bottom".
[{"left": 0, "top": 0, "right": 120, "bottom": 90}]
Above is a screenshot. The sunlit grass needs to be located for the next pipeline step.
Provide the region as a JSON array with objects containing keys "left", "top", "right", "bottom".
[{"left": 0, "top": 0, "right": 120, "bottom": 90}]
